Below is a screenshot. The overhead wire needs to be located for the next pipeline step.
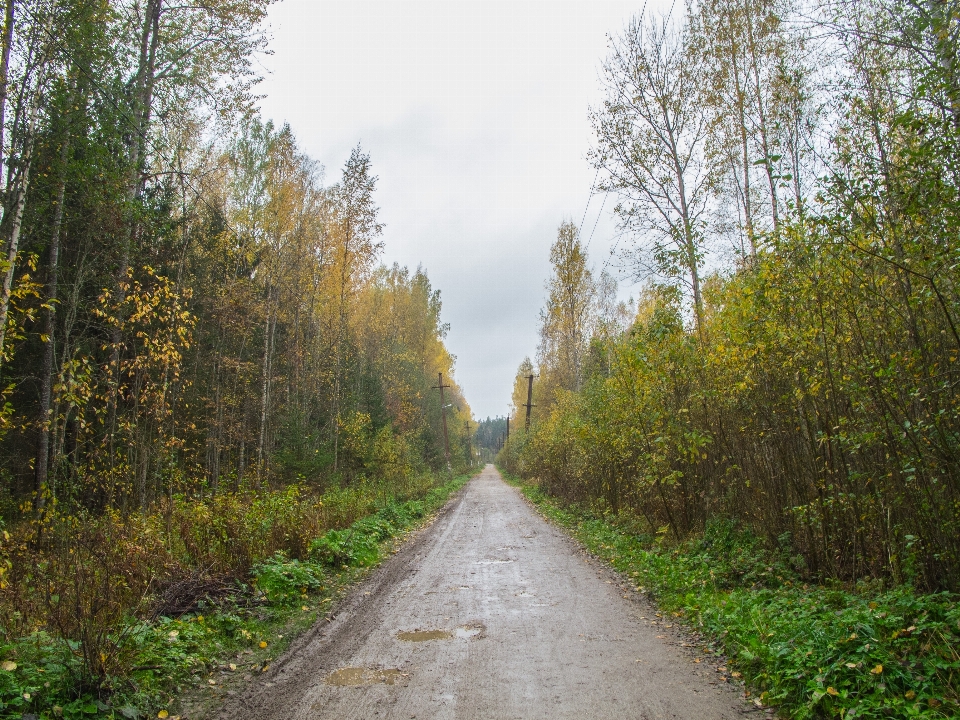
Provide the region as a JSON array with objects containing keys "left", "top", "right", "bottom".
[
  {"left": 577, "top": 165, "right": 600, "bottom": 237},
  {"left": 586, "top": 0, "right": 654, "bottom": 280}
]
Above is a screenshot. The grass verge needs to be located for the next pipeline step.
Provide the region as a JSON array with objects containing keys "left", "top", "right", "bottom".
[
  {"left": 500, "top": 469, "right": 959, "bottom": 720},
  {"left": 0, "top": 471, "right": 474, "bottom": 720}
]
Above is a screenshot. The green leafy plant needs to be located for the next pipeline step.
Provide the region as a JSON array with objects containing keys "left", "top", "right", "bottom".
[
  {"left": 505, "top": 472, "right": 960, "bottom": 720},
  {"left": 251, "top": 554, "right": 325, "bottom": 604}
]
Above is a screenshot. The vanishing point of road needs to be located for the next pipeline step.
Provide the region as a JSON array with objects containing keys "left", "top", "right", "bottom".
[{"left": 218, "top": 465, "right": 753, "bottom": 719}]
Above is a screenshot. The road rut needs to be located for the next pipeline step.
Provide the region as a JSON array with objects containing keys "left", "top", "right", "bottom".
[{"left": 217, "top": 465, "right": 751, "bottom": 719}]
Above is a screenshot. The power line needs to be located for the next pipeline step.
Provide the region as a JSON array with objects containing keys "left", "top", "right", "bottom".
[
  {"left": 577, "top": 165, "right": 600, "bottom": 237},
  {"left": 583, "top": 191, "right": 608, "bottom": 254}
]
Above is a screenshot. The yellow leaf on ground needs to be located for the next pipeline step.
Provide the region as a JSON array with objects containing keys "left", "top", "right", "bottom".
[
  {"left": 871, "top": 664, "right": 883, "bottom": 674},
  {"left": 157, "top": 711, "right": 169, "bottom": 719},
  {"left": 827, "top": 687, "right": 839, "bottom": 696},
  {"left": 0, "top": 661, "right": 16, "bottom": 671},
  {"left": 259, "top": 641, "right": 268, "bottom": 648}
]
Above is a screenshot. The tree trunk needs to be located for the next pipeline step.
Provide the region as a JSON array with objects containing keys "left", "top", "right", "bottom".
[
  {"left": 0, "top": 102, "right": 37, "bottom": 360},
  {"left": 107, "top": 0, "right": 162, "bottom": 484},
  {"left": 745, "top": 7, "right": 780, "bottom": 230},
  {"left": 0, "top": 0, "right": 14, "bottom": 201},
  {"left": 726, "top": 8, "right": 755, "bottom": 257},
  {"left": 35, "top": 115, "right": 73, "bottom": 494},
  {"left": 257, "top": 286, "right": 275, "bottom": 485}
]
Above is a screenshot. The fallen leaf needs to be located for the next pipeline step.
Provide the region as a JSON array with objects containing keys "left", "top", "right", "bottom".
[
  {"left": 158, "top": 712, "right": 169, "bottom": 719},
  {"left": 0, "top": 660, "right": 16, "bottom": 671},
  {"left": 871, "top": 664, "right": 883, "bottom": 674},
  {"left": 259, "top": 641, "right": 268, "bottom": 649},
  {"left": 827, "top": 687, "right": 839, "bottom": 696},
  {"left": 845, "top": 662, "right": 857, "bottom": 668},
  {"left": 229, "top": 663, "right": 237, "bottom": 671},
  {"left": 905, "top": 690, "right": 916, "bottom": 700}
]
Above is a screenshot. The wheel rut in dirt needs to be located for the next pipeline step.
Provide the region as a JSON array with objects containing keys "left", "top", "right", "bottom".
[{"left": 216, "top": 465, "right": 754, "bottom": 719}]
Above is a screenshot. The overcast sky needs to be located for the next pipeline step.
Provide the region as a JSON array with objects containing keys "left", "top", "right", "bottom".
[{"left": 257, "top": 0, "right": 663, "bottom": 420}]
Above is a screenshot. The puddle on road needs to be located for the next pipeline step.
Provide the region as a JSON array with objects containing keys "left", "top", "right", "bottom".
[
  {"left": 397, "top": 629, "right": 452, "bottom": 641},
  {"left": 396, "top": 624, "right": 485, "bottom": 642},
  {"left": 325, "top": 667, "right": 406, "bottom": 686},
  {"left": 455, "top": 624, "right": 483, "bottom": 639}
]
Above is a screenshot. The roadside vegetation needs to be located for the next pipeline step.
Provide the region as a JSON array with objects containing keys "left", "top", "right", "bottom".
[
  {"left": 501, "top": 0, "right": 960, "bottom": 718},
  {"left": 1, "top": 471, "right": 472, "bottom": 719},
  {"left": 504, "top": 471, "right": 958, "bottom": 719}
]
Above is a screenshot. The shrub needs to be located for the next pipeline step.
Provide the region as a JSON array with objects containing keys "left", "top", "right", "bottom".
[
  {"left": 251, "top": 553, "right": 325, "bottom": 605},
  {"left": 309, "top": 530, "right": 379, "bottom": 568}
]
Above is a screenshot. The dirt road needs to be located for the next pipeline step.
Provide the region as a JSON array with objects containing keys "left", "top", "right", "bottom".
[{"left": 218, "top": 466, "right": 752, "bottom": 719}]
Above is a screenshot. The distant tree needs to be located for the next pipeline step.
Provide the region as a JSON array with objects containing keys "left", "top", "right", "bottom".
[{"left": 537, "top": 221, "right": 596, "bottom": 400}]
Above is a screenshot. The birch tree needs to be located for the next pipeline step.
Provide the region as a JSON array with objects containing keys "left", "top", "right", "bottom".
[{"left": 590, "top": 14, "right": 714, "bottom": 331}]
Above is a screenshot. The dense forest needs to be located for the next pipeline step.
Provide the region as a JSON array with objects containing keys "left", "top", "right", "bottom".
[
  {"left": 473, "top": 416, "right": 507, "bottom": 457},
  {"left": 0, "top": 1, "right": 474, "bottom": 712},
  {"left": 501, "top": 0, "right": 960, "bottom": 594}
]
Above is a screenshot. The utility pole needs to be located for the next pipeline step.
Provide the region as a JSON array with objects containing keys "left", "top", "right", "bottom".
[
  {"left": 464, "top": 420, "right": 472, "bottom": 466},
  {"left": 524, "top": 374, "right": 535, "bottom": 430},
  {"left": 432, "top": 372, "right": 451, "bottom": 469}
]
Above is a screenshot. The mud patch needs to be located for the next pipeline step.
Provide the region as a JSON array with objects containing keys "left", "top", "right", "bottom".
[
  {"left": 397, "top": 629, "right": 452, "bottom": 641},
  {"left": 324, "top": 667, "right": 407, "bottom": 686}
]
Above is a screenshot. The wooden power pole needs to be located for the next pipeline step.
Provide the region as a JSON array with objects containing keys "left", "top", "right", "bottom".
[
  {"left": 432, "top": 372, "right": 451, "bottom": 468},
  {"left": 524, "top": 374, "right": 535, "bottom": 430},
  {"left": 464, "top": 420, "right": 472, "bottom": 466}
]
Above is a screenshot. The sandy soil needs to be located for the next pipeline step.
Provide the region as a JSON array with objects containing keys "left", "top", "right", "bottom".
[{"left": 216, "top": 465, "right": 756, "bottom": 719}]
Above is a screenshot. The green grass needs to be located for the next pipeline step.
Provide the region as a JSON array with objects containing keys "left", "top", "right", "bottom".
[
  {"left": 0, "top": 471, "right": 473, "bottom": 720},
  {"left": 501, "top": 470, "right": 960, "bottom": 720}
]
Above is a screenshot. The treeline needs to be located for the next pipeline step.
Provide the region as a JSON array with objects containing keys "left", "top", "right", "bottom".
[
  {"left": 474, "top": 416, "right": 507, "bottom": 450},
  {"left": 503, "top": 0, "right": 960, "bottom": 592},
  {"left": 0, "top": 0, "right": 472, "bottom": 515}
]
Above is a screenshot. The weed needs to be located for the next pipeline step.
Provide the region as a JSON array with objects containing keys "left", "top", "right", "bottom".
[
  {"left": 504, "top": 471, "right": 960, "bottom": 720},
  {"left": 0, "top": 471, "right": 473, "bottom": 719}
]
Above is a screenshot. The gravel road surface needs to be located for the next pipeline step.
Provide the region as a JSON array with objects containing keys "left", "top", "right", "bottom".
[{"left": 217, "top": 465, "right": 752, "bottom": 719}]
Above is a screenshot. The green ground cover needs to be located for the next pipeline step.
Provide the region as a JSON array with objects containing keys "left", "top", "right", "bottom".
[
  {"left": 502, "top": 470, "right": 959, "bottom": 720},
  {"left": 0, "top": 472, "right": 473, "bottom": 720}
]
